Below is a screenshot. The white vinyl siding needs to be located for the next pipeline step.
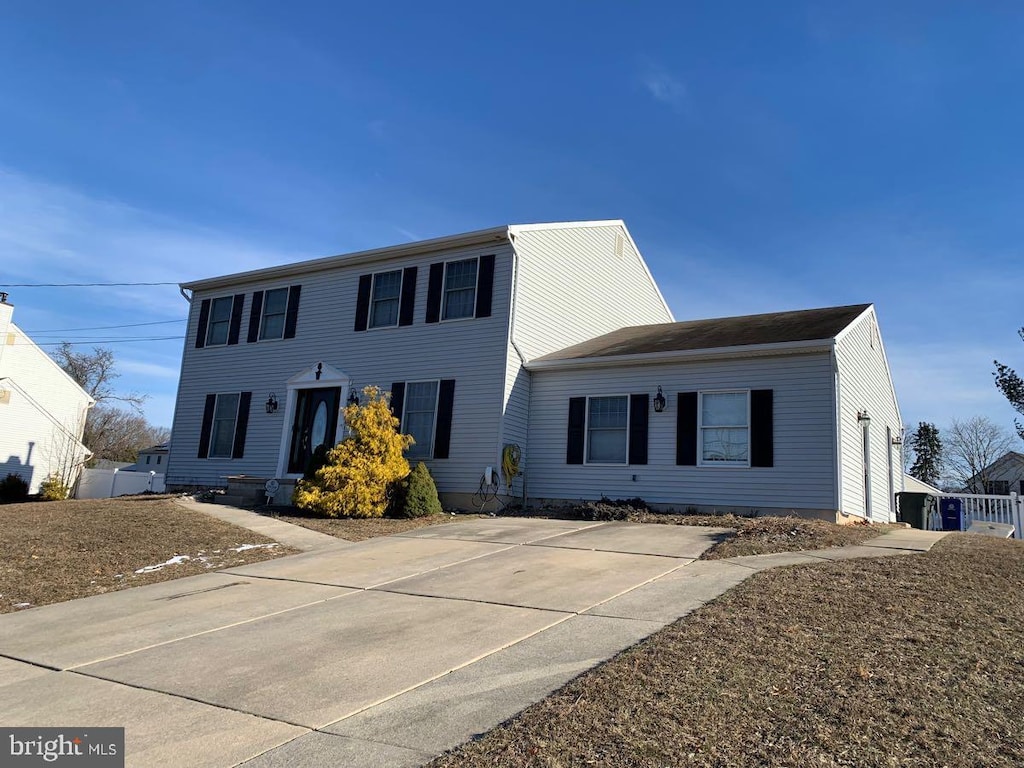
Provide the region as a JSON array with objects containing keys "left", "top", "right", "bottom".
[
  {"left": 499, "top": 223, "right": 673, "bottom": 464},
  {"left": 370, "top": 270, "right": 402, "bottom": 328},
  {"left": 206, "top": 296, "right": 233, "bottom": 346},
  {"left": 404, "top": 381, "right": 439, "bottom": 460},
  {"left": 526, "top": 352, "right": 837, "bottom": 513},
  {"left": 700, "top": 391, "right": 749, "bottom": 466},
  {"left": 586, "top": 396, "right": 628, "bottom": 464},
  {"left": 169, "top": 240, "right": 512, "bottom": 491},
  {"left": 209, "top": 393, "right": 240, "bottom": 458},
  {"left": 834, "top": 308, "right": 903, "bottom": 522},
  {"left": 259, "top": 288, "right": 289, "bottom": 340},
  {"left": 442, "top": 258, "right": 478, "bottom": 320}
]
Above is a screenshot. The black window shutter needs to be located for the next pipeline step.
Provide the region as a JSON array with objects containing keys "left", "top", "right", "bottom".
[
  {"left": 227, "top": 294, "right": 245, "bottom": 345},
  {"left": 629, "top": 394, "right": 649, "bottom": 465},
  {"left": 475, "top": 254, "right": 495, "bottom": 318},
  {"left": 750, "top": 389, "right": 774, "bottom": 467},
  {"left": 399, "top": 266, "right": 417, "bottom": 326},
  {"left": 354, "top": 275, "right": 372, "bottom": 331},
  {"left": 195, "top": 299, "right": 211, "bottom": 349},
  {"left": 425, "top": 262, "right": 444, "bottom": 323},
  {"left": 390, "top": 382, "right": 406, "bottom": 429},
  {"left": 566, "top": 397, "right": 586, "bottom": 465},
  {"left": 284, "top": 285, "right": 302, "bottom": 339},
  {"left": 433, "top": 379, "right": 456, "bottom": 459},
  {"left": 247, "top": 291, "right": 264, "bottom": 343},
  {"left": 676, "top": 392, "right": 698, "bottom": 466},
  {"left": 198, "top": 394, "right": 216, "bottom": 458},
  {"left": 232, "top": 392, "right": 252, "bottom": 459}
]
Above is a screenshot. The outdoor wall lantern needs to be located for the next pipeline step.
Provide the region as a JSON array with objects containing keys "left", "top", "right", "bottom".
[
  {"left": 891, "top": 434, "right": 904, "bottom": 446},
  {"left": 265, "top": 393, "right": 279, "bottom": 414},
  {"left": 857, "top": 409, "right": 871, "bottom": 424},
  {"left": 347, "top": 390, "right": 360, "bottom": 407},
  {"left": 653, "top": 386, "right": 667, "bottom": 413}
]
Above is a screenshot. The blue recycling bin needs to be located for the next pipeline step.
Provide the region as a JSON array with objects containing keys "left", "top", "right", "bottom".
[{"left": 938, "top": 497, "right": 963, "bottom": 531}]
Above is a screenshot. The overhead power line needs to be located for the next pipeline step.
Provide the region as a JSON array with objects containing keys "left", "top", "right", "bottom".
[
  {"left": 1, "top": 281, "right": 179, "bottom": 287},
  {"left": 24, "top": 336, "right": 185, "bottom": 346},
  {"left": 29, "top": 319, "right": 186, "bottom": 333}
]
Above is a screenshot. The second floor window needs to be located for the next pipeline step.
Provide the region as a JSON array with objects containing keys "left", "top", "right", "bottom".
[
  {"left": 443, "top": 258, "right": 478, "bottom": 320},
  {"left": 370, "top": 270, "right": 403, "bottom": 328},
  {"left": 206, "top": 296, "right": 234, "bottom": 346},
  {"left": 259, "top": 288, "right": 289, "bottom": 340}
]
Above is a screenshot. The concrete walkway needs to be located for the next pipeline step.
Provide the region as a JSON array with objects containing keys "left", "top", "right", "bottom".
[
  {"left": 177, "top": 497, "right": 347, "bottom": 552},
  {"left": 0, "top": 518, "right": 947, "bottom": 768}
]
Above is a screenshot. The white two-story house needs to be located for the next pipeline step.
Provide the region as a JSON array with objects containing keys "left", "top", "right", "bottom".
[{"left": 167, "top": 221, "right": 903, "bottom": 522}]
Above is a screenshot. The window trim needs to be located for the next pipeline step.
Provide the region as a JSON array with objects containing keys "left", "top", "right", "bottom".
[
  {"left": 207, "top": 392, "right": 242, "bottom": 459},
  {"left": 258, "top": 287, "right": 290, "bottom": 341},
  {"left": 402, "top": 379, "right": 441, "bottom": 460},
  {"left": 583, "top": 393, "right": 630, "bottom": 466},
  {"left": 205, "top": 296, "right": 235, "bottom": 347},
  {"left": 441, "top": 257, "right": 479, "bottom": 322},
  {"left": 368, "top": 269, "right": 404, "bottom": 330},
  {"left": 697, "top": 390, "right": 751, "bottom": 468}
]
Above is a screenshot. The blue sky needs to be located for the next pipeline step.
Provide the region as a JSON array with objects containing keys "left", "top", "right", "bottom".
[{"left": 2, "top": 1, "right": 1023, "bottom": 440}]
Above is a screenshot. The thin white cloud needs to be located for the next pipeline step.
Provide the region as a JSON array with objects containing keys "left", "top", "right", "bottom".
[
  {"left": 640, "top": 61, "right": 689, "bottom": 113},
  {"left": 119, "top": 360, "right": 182, "bottom": 380}
]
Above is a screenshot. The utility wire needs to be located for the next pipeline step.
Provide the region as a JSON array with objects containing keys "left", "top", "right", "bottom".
[
  {"left": 23, "top": 336, "right": 185, "bottom": 346},
  {"left": 29, "top": 319, "right": 186, "bottom": 334},
  {"left": 1, "top": 281, "right": 179, "bottom": 287}
]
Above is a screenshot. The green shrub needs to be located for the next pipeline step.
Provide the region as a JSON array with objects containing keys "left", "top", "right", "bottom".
[
  {"left": 39, "top": 473, "right": 70, "bottom": 501},
  {"left": 293, "top": 385, "right": 412, "bottom": 518},
  {"left": 392, "top": 461, "right": 442, "bottom": 518},
  {"left": 0, "top": 473, "right": 29, "bottom": 503}
]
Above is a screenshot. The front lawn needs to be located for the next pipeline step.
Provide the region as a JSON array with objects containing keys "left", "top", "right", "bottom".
[
  {"left": 432, "top": 534, "right": 1024, "bottom": 768},
  {"left": 0, "top": 496, "right": 294, "bottom": 613}
]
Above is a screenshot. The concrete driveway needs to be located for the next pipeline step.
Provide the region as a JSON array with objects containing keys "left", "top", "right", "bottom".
[{"left": 0, "top": 518, "right": 940, "bottom": 767}]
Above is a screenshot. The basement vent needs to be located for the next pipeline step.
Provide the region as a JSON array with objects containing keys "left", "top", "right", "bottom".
[{"left": 614, "top": 232, "right": 625, "bottom": 257}]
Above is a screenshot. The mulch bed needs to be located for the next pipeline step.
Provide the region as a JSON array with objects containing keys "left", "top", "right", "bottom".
[
  {"left": 432, "top": 533, "right": 1024, "bottom": 767},
  {"left": 504, "top": 499, "right": 898, "bottom": 559},
  {"left": 0, "top": 496, "right": 294, "bottom": 613}
]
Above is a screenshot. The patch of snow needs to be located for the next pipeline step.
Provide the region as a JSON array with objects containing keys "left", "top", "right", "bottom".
[
  {"left": 134, "top": 555, "right": 191, "bottom": 574},
  {"left": 14, "top": 603, "right": 32, "bottom": 609},
  {"left": 229, "top": 543, "right": 280, "bottom": 553}
]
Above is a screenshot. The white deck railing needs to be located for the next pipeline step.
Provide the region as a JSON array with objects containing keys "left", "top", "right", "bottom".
[{"left": 928, "top": 492, "right": 1023, "bottom": 538}]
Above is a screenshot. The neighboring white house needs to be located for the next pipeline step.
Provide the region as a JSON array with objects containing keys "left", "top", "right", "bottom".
[
  {"left": 0, "top": 295, "right": 94, "bottom": 494},
  {"left": 120, "top": 440, "right": 170, "bottom": 473},
  {"left": 166, "top": 221, "right": 903, "bottom": 522},
  {"left": 962, "top": 451, "right": 1024, "bottom": 495}
]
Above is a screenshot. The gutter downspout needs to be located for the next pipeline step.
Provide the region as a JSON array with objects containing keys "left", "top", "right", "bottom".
[
  {"left": 831, "top": 341, "right": 843, "bottom": 517},
  {"left": 505, "top": 230, "right": 530, "bottom": 506}
]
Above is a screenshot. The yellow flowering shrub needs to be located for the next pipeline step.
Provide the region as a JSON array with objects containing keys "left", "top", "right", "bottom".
[{"left": 293, "top": 385, "right": 413, "bottom": 518}]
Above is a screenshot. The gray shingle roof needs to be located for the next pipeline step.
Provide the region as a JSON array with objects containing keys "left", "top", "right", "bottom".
[{"left": 534, "top": 304, "right": 871, "bottom": 362}]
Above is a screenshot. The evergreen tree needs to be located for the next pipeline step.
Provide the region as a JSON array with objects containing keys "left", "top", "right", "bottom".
[
  {"left": 908, "top": 422, "right": 943, "bottom": 487},
  {"left": 994, "top": 327, "right": 1024, "bottom": 441}
]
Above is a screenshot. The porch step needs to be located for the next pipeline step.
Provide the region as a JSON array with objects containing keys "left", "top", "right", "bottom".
[{"left": 215, "top": 494, "right": 252, "bottom": 508}]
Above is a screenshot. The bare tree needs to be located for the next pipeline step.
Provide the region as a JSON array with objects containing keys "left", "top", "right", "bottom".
[
  {"left": 944, "top": 416, "right": 1016, "bottom": 492},
  {"left": 84, "top": 406, "right": 170, "bottom": 466},
  {"left": 51, "top": 342, "right": 146, "bottom": 411}
]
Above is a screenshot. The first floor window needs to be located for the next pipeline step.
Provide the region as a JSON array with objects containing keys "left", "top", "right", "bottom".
[
  {"left": 985, "top": 480, "right": 1010, "bottom": 495},
  {"left": 370, "top": 270, "right": 403, "bottom": 328},
  {"left": 442, "top": 258, "right": 478, "bottom": 320},
  {"left": 209, "top": 393, "right": 240, "bottom": 458},
  {"left": 587, "top": 395, "right": 628, "bottom": 464},
  {"left": 700, "top": 391, "right": 749, "bottom": 464},
  {"left": 404, "top": 381, "right": 439, "bottom": 459},
  {"left": 259, "top": 288, "right": 289, "bottom": 340},
  {"left": 206, "top": 296, "right": 234, "bottom": 346}
]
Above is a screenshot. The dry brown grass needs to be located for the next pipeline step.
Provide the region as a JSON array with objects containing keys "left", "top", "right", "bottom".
[
  {"left": 432, "top": 534, "right": 1024, "bottom": 768},
  {"left": 266, "top": 510, "right": 484, "bottom": 541},
  {"left": 0, "top": 496, "right": 294, "bottom": 613}
]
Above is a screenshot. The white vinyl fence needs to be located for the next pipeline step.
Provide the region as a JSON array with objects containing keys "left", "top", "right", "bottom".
[
  {"left": 76, "top": 468, "right": 166, "bottom": 499},
  {"left": 928, "top": 492, "right": 1024, "bottom": 538}
]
